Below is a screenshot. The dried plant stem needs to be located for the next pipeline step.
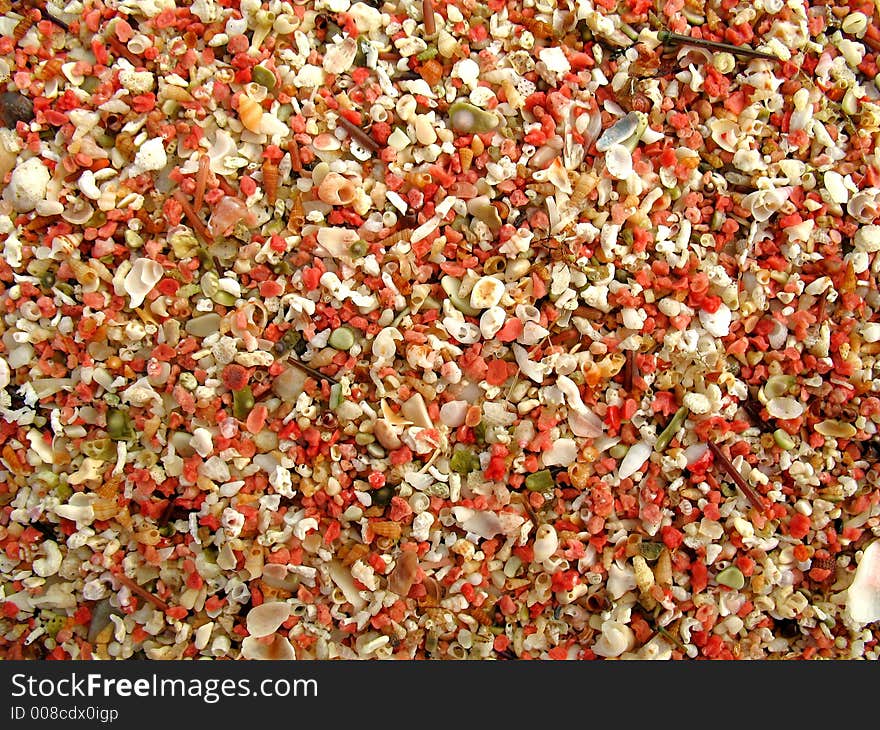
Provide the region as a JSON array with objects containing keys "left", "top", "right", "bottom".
[
  {"left": 112, "top": 569, "right": 170, "bottom": 612},
  {"left": 707, "top": 439, "right": 764, "bottom": 511}
]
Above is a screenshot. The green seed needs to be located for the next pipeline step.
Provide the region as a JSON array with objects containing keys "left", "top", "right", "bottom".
[
  {"left": 449, "top": 449, "right": 479, "bottom": 474},
  {"left": 82, "top": 437, "right": 114, "bottom": 461},
  {"left": 211, "top": 290, "right": 238, "bottom": 307},
  {"left": 639, "top": 542, "right": 664, "bottom": 562},
  {"left": 54, "top": 483, "right": 72, "bottom": 502},
  {"left": 417, "top": 46, "right": 438, "bottom": 61},
  {"left": 178, "top": 371, "right": 198, "bottom": 391},
  {"left": 773, "top": 428, "right": 796, "bottom": 450},
  {"left": 42, "top": 612, "right": 66, "bottom": 638},
  {"left": 609, "top": 443, "right": 628, "bottom": 460},
  {"left": 251, "top": 64, "right": 276, "bottom": 90},
  {"left": 715, "top": 566, "right": 745, "bottom": 590},
  {"left": 329, "top": 383, "right": 343, "bottom": 410},
  {"left": 107, "top": 409, "right": 134, "bottom": 441},
  {"left": 328, "top": 326, "right": 355, "bottom": 351},
  {"left": 355, "top": 432, "right": 375, "bottom": 446},
  {"left": 655, "top": 406, "right": 688, "bottom": 452},
  {"left": 201, "top": 271, "right": 220, "bottom": 298},
  {"left": 448, "top": 101, "right": 499, "bottom": 134},
  {"left": 525, "top": 469, "right": 555, "bottom": 492},
  {"left": 349, "top": 240, "right": 368, "bottom": 258},
  {"left": 232, "top": 386, "right": 255, "bottom": 420}
]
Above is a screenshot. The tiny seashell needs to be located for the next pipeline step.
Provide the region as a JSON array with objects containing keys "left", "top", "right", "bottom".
[
  {"left": 619, "top": 440, "right": 652, "bottom": 479},
  {"left": 846, "top": 540, "right": 880, "bottom": 625},
  {"left": 124, "top": 258, "right": 164, "bottom": 308},
  {"left": 532, "top": 524, "right": 558, "bottom": 563},
  {"left": 237, "top": 94, "right": 263, "bottom": 134},
  {"left": 596, "top": 111, "right": 640, "bottom": 152},
  {"left": 698, "top": 303, "right": 732, "bottom": 337},
  {"left": 480, "top": 306, "right": 506, "bottom": 340},
  {"left": 452, "top": 506, "right": 504, "bottom": 539},
  {"left": 317, "top": 172, "right": 356, "bottom": 206},
  {"left": 469, "top": 276, "right": 506, "bottom": 310},
  {"left": 91, "top": 498, "right": 118, "bottom": 521},
  {"left": 766, "top": 397, "right": 804, "bottom": 420},
  {"left": 371, "top": 521, "right": 402, "bottom": 540},
  {"left": 241, "top": 635, "right": 297, "bottom": 660},
  {"left": 850, "top": 193, "right": 880, "bottom": 227},
  {"left": 823, "top": 170, "right": 849, "bottom": 204},
  {"left": 592, "top": 620, "right": 635, "bottom": 658},
  {"left": 605, "top": 144, "right": 632, "bottom": 180}
]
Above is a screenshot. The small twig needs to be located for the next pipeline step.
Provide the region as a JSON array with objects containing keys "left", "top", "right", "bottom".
[
  {"left": 111, "top": 569, "right": 170, "bottom": 612},
  {"left": 422, "top": 0, "right": 436, "bottom": 36},
  {"left": 623, "top": 349, "right": 636, "bottom": 393},
  {"left": 287, "top": 136, "right": 303, "bottom": 173},
  {"left": 107, "top": 36, "right": 143, "bottom": 68},
  {"left": 658, "top": 30, "right": 779, "bottom": 60},
  {"left": 336, "top": 115, "right": 381, "bottom": 153},
  {"left": 706, "top": 439, "right": 765, "bottom": 511},
  {"left": 173, "top": 190, "right": 213, "bottom": 242}
]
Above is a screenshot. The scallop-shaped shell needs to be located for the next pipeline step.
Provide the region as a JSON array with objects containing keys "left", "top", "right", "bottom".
[
  {"left": 237, "top": 94, "right": 263, "bottom": 134},
  {"left": 317, "top": 172, "right": 356, "bottom": 206},
  {"left": 605, "top": 144, "right": 633, "bottom": 180},
  {"left": 124, "top": 258, "right": 164, "bottom": 308},
  {"left": 323, "top": 37, "right": 358, "bottom": 74},
  {"left": 596, "top": 111, "right": 641, "bottom": 152}
]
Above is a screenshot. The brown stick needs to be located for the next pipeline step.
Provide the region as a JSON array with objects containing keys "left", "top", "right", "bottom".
[
  {"left": 422, "top": 0, "right": 436, "bottom": 36},
  {"left": 173, "top": 190, "right": 213, "bottom": 242},
  {"left": 707, "top": 440, "right": 764, "bottom": 511},
  {"left": 112, "top": 570, "right": 170, "bottom": 612},
  {"left": 337, "top": 115, "right": 380, "bottom": 153},
  {"left": 288, "top": 357, "right": 339, "bottom": 385}
]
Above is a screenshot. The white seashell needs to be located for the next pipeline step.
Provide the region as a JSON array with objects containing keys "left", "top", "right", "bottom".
[
  {"left": 246, "top": 602, "right": 291, "bottom": 638},
  {"left": 532, "top": 524, "right": 559, "bottom": 563},
  {"left": 766, "top": 397, "right": 804, "bottom": 420},
  {"left": 32, "top": 540, "right": 62, "bottom": 577},
  {"left": 538, "top": 46, "right": 570, "bottom": 76},
  {"left": 542, "top": 438, "right": 577, "bottom": 467},
  {"left": 605, "top": 143, "right": 633, "bottom": 179},
  {"left": 596, "top": 111, "right": 640, "bottom": 152},
  {"left": 683, "top": 392, "right": 711, "bottom": 415},
  {"left": 469, "top": 276, "right": 505, "bottom": 310},
  {"left": 741, "top": 187, "right": 790, "bottom": 222},
  {"left": 372, "top": 327, "right": 403, "bottom": 366},
  {"left": 0, "top": 356, "right": 9, "bottom": 389},
  {"left": 846, "top": 540, "right": 880, "bottom": 625},
  {"left": 847, "top": 189, "right": 880, "bottom": 224},
  {"left": 619, "top": 440, "right": 652, "bottom": 479},
  {"left": 606, "top": 562, "right": 637, "bottom": 600},
  {"left": 593, "top": 620, "right": 636, "bottom": 658},
  {"left": 452, "top": 58, "right": 480, "bottom": 86},
  {"left": 124, "top": 258, "right": 164, "bottom": 308},
  {"left": 440, "top": 400, "right": 468, "bottom": 427},
  {"left": 5, "top": 157, "right": 50, "bottom": 212},
  {"left": 53, "top": 492, "right": 94, "bottom": 527},
  {"left": 443, "top": 317, "right": 481, "bottom": 344},
  {"left": 684, "top": 443, "right": 709, "bottom": 465},
  {"left": 480, "top": 306, "right": 506, "bottom": 340},
  {"left": 862, "top": 323, "right": 880, "bottom": 343},
  {"left": 768, "top": 320, "right": 788, "bottom": 350},
  {"left": 698, "top": 303, "right": 732, "bottom": 337},
  {"left": 545, "top": 157, "right": 572, "bottom": 194},
  {"left": 414, "top": 114, "right": 437, "bottom": 146},
  {"left": 328, "top": 560, "right": 366, "bottom": 610},
  {"left": 854, "top": 224, "right": 880, "bottom": 253},
  {"left": 823, "top": 170, "right": 849, "bottom": 204},
  {"left": 322, "top": 37, "right": 358, "bottom": 74},
  {"left": 207, "top": 130, "right": 237, "bottom": 174}
]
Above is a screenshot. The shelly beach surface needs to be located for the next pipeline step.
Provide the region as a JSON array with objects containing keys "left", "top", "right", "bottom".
[{"left": 1, "top": 0, "right": 880, "bottom": 662}]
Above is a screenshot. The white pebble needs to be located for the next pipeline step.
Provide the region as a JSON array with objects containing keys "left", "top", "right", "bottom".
[
  {"left": 699, "top": 303, "right": 732, "bottom": 337},
  {"left": 5, "top": 157, "right": 50, "bottom": 212}
]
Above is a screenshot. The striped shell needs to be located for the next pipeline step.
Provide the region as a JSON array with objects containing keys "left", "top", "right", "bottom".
[
  {"left": 370, "top": 520, "right": 402, "bottom": 540},
  {"left": 91, "top": 498, "right": 119, "bottom": 521},
  {"left": 262, "top": 158, "right": 279, "bottom": 206}
]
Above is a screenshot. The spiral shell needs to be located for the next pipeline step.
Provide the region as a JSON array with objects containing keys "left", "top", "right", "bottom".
[
  {"left": 262, "top": 158, "right": 279, "bottom": 205},
  {"left": 370, "top": 521, "right": 402, "bottom": 541},
  {"left": 317, "top": 172, "right": 357, "bottom": 206},
  {"left": 237, "top": 93, "right": 264, "bottom": 134}
]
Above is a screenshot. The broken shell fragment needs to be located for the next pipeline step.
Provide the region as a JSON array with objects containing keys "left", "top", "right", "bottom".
[
  {"left": 246, "top": 601, "right": 291, "bottom": 638},
  {"left": 123, "top": 258, "right": 164, "bottom": 309},
  {"left": 596, "top": 111, "right": 647, "bottom": 153},
  {"left": 605, "top": 144, "right": 633, "bottom": 180},
  {"left": 4, "top": 156, "right": 50, "bottom": 212}
]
